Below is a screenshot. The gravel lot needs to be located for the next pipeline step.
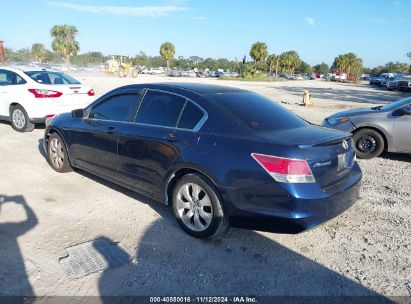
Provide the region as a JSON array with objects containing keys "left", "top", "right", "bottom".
[{"left": 0, "top": 74, "right": 410, "bottom": 299}]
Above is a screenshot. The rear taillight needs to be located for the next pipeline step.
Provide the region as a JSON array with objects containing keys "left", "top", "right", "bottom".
[
  {"left": 28, "top": 89, "right": 62, "bottom": 98},
  {"left": 87, "top": 89, "right": 95, "bottom": 96},
  {"left": 252, "top": 153, "right": 315, "bottom": 183}
]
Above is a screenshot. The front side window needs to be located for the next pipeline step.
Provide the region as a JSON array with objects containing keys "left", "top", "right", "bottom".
[
  {"left": 0, "top": 70, "right": 26, "bottom": 86},
  {"left": 135, "top": 90, "right": 186, "bottom": 127},
  {"left": 89, "top": 94, "right": 139, "bottom": 122}
]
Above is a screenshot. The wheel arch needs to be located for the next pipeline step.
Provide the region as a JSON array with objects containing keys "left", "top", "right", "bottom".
[
  {"left": 163, "top": 165, "right": 222, "bottom": 206},
  {"left": 45, "top": 128, "right": 73, "bottom": 166},
  {"left": 352, "top": 126, "right": 389, "bottom": 152}
]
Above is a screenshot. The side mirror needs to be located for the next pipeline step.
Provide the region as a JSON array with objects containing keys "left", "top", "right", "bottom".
[{"left": 72, "top": 108, "right": 86, "bottom": 119}]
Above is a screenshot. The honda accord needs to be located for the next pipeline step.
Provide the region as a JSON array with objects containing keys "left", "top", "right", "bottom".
[{"left": 44, "top": 83, "right": 362, "bottom": 238}]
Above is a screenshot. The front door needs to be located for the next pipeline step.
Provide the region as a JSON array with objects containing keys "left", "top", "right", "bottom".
[
  {"left": 0, "top": 69, "right": 27, "bottom": 117},
  {"left": 393, "top": 103, "right": 411, "bottom": 153},
  {"left": 68, "top": 92, "right": 140, "bottom": 179}
]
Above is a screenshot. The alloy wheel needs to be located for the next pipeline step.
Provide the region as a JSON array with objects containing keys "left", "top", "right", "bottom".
[
  {"left": 175, "top": 183, "right": 213, "bottom": 232},
  {"left": 12, "top": 109, "right": 25, "bottom": 129},
  {"left": 49, "top": 137, "right": 65, "bottom": 169}
]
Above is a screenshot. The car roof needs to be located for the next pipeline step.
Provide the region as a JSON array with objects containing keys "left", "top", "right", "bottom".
[
  {"left": 2, "top": 66, "right": 60, "bottom": 73},
  {"left": 152, "top": 82, "right": 247, "bottom": 95}
]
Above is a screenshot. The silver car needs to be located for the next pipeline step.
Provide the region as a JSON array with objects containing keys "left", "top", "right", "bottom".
[{"left": 322, "top": 97, "right": 411, "bottom": 159}]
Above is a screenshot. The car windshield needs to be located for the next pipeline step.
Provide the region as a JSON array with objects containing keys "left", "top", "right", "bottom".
[
  {"left": 212, "top": 92, "right": 308, "bottom": 131},
  {"left": 380, "top": 97, "right": 411, "bottom": 111},
  {"left": 25, "top": 71, "right": 81, "bottom": 85}
]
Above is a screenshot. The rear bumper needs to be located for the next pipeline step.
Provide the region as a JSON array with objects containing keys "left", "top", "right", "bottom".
[{"left": 222, "top": 168, "right": 362, "bottom": 234}]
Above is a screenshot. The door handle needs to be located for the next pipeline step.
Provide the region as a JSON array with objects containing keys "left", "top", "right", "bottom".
[
  {"left": 164, "top": 133, "right": 178, "bottom": 142},
  {"left": 106, "top": 127, "right": 116, "bottom": 134}
]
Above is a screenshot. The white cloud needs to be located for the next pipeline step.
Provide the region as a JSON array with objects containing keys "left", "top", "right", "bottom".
[
  {"left": 304, "top": 17, "right": 315, "bottom": 26},
  {"left": 46, "top": 1, "right": 188, "bottom": 17},
  {"left": 194, "top": 16, "right": 207, "bottom": 20}
]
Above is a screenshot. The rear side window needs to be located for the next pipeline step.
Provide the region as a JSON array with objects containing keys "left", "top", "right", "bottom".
[
  {"left": 90, "top": 93, "right": 139, "bottom": 122},
  {"left": 213, "top": 92, "right": 308, "bottom": 131},
  {"left": 25, "top": 71, "right": 80, "bottom": 85},
  {"left": 0, "top": 70, "right": 26, "bottom": 86},
  {"left": 136, "top": 91, "right": 186, "bottom": 127},
  {"left": 178, "top": 102, "right": 205, "bottom": 130}
]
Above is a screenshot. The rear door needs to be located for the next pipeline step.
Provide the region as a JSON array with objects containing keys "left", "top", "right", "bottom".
[
  {"left": 68, "top": 91, "right": 140, "bottom": 179},
  {"left": 393, "top": 103, "right": 411, "bottom": 153},
  {"left": 117, "top": 89, "right": 193, "bottom": 195}
]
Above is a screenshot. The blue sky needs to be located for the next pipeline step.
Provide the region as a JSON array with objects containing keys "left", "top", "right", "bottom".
[{"left": 1, "top": 0, "right": 410, "bottom": 67}]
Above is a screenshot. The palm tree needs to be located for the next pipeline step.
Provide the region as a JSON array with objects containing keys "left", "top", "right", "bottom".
[
  {"left": 286, "top": 51, "right": 301, "bottom": 75},
  {"left": 50, "top": 25, "right": 79, "bottom": 65},
  {"left": 31, "top": 43, "right": 46, "bottom": 63},
  {"left": 267, "top": 54, "right": 279, "bottom": 77},
  {"left": 160, "top": 42, "right": 175, "bottom": 70},
  {"left": 332, "top": 53, "right": 363, "bottom": 81},
  {"left": 249, "top": 42, "right": 268, "bottom": 72}
]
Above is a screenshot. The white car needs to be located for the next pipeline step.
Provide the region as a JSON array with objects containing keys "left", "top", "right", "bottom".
[{"left": 0, "top": 66, "right": 95, "bottom": 132}]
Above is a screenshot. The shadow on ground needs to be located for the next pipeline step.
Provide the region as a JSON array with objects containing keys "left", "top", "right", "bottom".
[
  {"left": 274, "top": 85, "right": 411, "bottom": 105},
  {"left": 0, "top": 195, "right": 37, "bottom": 296},
  {"left": 380, "top": 152, "right": 411, "bottom": 162},
  {"left": 67, "top": 171, "right": 392, "bottom": 300}
]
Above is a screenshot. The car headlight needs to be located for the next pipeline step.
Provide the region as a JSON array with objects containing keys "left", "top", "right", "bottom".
[{"left": 326, "top": 117, "right": 350, "bottom": 126}]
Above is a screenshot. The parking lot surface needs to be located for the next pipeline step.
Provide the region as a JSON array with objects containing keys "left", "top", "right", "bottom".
[{"left": 0, "top": 75, "right": 410, "bottom": 298}]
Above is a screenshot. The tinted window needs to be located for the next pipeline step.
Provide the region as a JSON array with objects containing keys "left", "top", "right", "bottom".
[
  {"left": 213, "top": 92, "right": 308, "bottom": 131},
  {"left": 136, "top": 91, "right": 186, "bottom": 127},
  {"left": 178, "top": 102, "right": 205, "bottom": 129},
  {"left": 90, "top": 94, "right": 138, "bottom": 122},
  {"left": 0, "top": 70, "right": 26, "bottom": 86},
  {"left": 25, "top": 71, "right": 80, "bottom": 85}
]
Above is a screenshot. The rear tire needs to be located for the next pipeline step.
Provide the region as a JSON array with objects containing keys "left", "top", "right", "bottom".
[
  {"left": 172, "top": 173, "right": 228, "bottom": 239},
  {"left": 9, "top": 105, "right": 35, "bottom": 132},
  {"left": 353, "top": 128, "right": 384, "bottom": 159},
  {"left": 47, "top": 133, "right": 72, "bottom": 173}
]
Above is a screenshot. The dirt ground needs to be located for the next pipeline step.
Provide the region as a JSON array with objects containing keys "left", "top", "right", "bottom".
[{"left": 0, "top": 74, "right": 410, "bottom": 300}]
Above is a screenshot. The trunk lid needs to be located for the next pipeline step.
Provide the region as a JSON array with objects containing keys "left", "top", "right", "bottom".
[{"left": 257, "top": 125, "right": 356, "bottom": 188}]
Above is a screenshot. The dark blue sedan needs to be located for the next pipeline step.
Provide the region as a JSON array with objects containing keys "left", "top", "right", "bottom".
[{"left": 44, "top": 83, "right": 362, "bottom": 238}]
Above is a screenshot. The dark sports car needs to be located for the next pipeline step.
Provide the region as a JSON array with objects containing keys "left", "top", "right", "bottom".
[{"left": 44, "top": 83, "right": 361, "bottom": 238}]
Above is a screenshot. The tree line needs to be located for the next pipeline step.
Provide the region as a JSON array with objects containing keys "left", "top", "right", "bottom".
[{"left": 3, "top": 24, "right": 411, "bottom": 78}]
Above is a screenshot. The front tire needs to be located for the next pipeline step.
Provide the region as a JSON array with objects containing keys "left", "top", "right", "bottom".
[
  {"left": 47, "top": 133, "right": 72, "bottom": 173},
  {"left": 353, "top": 128, "right": 385, "bottom": 159},
  {"left": 172, "top": 173, "right": 228, "bottom": 239},
  {"left": 118, "top": 67, "right": 126, "bottom": 77},
  {"left": 9, "top": 105, "right": 35, "bottom": 132},
  {"left": 131, "top": 69, "right": 138, "bottom": 78}
]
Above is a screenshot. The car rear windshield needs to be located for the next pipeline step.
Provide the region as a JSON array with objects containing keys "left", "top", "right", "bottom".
[
  {"left": 212, "top": 92, "right": 308, "bottom": 131},
  {"left": 24, "top": 71, "right": 81, "bottom": 85}
]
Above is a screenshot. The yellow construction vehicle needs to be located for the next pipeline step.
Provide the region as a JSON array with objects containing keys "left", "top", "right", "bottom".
[{"left": 104, "top": 55, "right": 138, "bottom": 78}]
